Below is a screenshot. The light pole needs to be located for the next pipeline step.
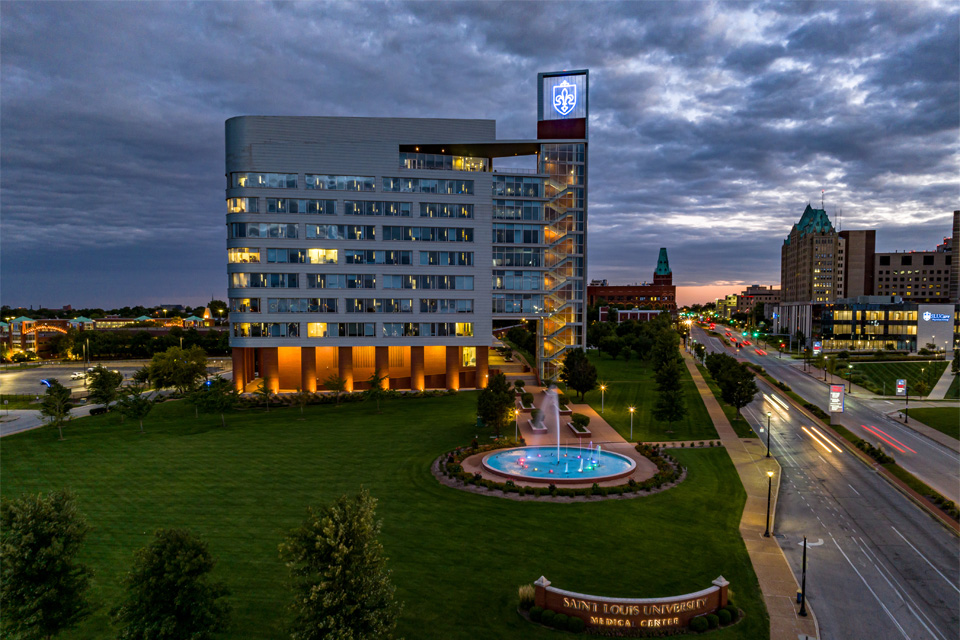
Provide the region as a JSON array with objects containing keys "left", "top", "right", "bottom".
[
  {"left": 766, "top": 411, "right": 772, "bottom": 458},
  {"left": 513, "top": 409, "right": 518, "bottom": 443},
  {"left": 905, "top": 383, "right": 909, "bottom": 423},
  {"left": 629, "top": 406, "right": 635, "bottom": 441},
  {"left": 764, "top": 470, "right": 774, "bottom": 537},
  {"left": 847, "top": 364, "right": 853, "bottom": 393},
  {"left": 799, "top": 536, "right": 808, "bottom": 617},
  {"left": 600, "top": 384, "right": 606, "bottom": 413}
]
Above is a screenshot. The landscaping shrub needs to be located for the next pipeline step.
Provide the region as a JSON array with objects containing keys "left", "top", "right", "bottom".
[
  {"left": 689, "top": 616, "right": 709, "bottom": 632},
  {"left": 568, "top": 616, "right": 585, "bottom": 632},
  {"left": 706, "top": 613, "right": 719, "bottom": 629},
  {"left": 723, "top": 604, "right": 739, "bottom": 622},
  {"left": 591, "top": 483, "right": 601, "bottom": 495},
  {"left": 518, "top": 584, "right": 535, "bottom": 610},
  {"left": 571, "top": 413, "right": 590, "bottom": 430},
  {"left": 552, "top": 613, "right": 569, "bottom": 630},
  {"left": 855, "top": 439, "right": 895, "bottom": 464},
  {"left": 521, "top": 392, "right": 534, "bottom": 407},
  {"left": 557, "top": 394, "right": 570, "bottom": 407},
  {"left": 514, "top": 379, "right": 526, "bottom": 390},
  {"left": 541, "top": 609, "right": 556, "bottom": 626},
  {"left": 529, "top": 606, "right": 543, "bottom": 622},
  {"left": 717, "top": 608, "right": 732, "bottom": 625},
  {"left": 89, "top": 406, "right": 109, "bottom": 416}
]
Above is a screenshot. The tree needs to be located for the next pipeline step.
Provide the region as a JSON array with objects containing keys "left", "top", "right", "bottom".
[
  {"left": 650, "top": 330, "right": 680, "bottom": 371},
  {"left": 952, "top": 350, "right": 959, "bottom": 375},
  {"left": 719, "top": 363, "right": 759, "bottom": 419},
  {"left": 40, "top": 378, "right": 73, "bottom": 440},
  {"left": 112, "top": 529, "right": 230, "bottom": 640},
  {"left": 149, "top": 345, "right": 208, "bottom": 395},
  {"left": 912, "top": 379, "right": 930, "bottom": 396},
  {"left": 323, "top": 374, "right": 347, "bottom": 405},
  {"left": 1, "top": 490, "right": 92, "bottom": 639},
  {"left": 364, "top": 370, "right": 388, "bottom": 413},
  {"left": 116, "top": 383, "right": 154, "bottom": 433},
  {"left": 295, "top": 386, "right": 311, "bottom": 415},
  {"left": 187, "top": 376, "right": 239, "bottom": 427},
  {"left": 599, "top": 335, "right": 622, "bottom": 360},
  {"left": 279, "top": 490, "right": 401, "bottom": 640},
  {"left": 559, "top": 348, "right": 598, "bottom": 401},
  {"left": 693, "top": 343, "right": 706, "bottom": 363},
  {"left": 256, "top": 379, "right": 273, "bottom": 412},
  {"left": 476, "top": 372, "right": 513, "bottom": 436},
  {"left": 653, "top": 357, "right": 687, "bottom": 427},
  {"left": 131, "top": 365, "right": 151, "bottom": 385},
  {"left": 87, "top": 365, "right": 124, "bottom": 407}
]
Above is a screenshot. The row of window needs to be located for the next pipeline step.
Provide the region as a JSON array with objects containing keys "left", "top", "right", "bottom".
[
  {"left": 493, "top": 223, "right": 542, "bottom": 245},
  {"left": 493, "top": 270, "right": 542, "bottom": 290},
  {"left": 230, "top": 297, "right": 474, "bottom": 314},
  {"left": 399, "top": 152, "right": 488, "bottom": 172},
  {"left": 492, "top": 293, "right": 543, "bottom": 313},
  {"left": 232, "top": 322, "right": 474, "bottom": 338},
  {"left": 492, "top": 176, "right": 543, "bottom": 198},
  {"left": 381, "top": 226, "right": 474, "bottom": 242},
  {"left": 493, "top": 200, "right": 543, "bottom": 221},
  {"left": 229, "top": 199, "right": 476, "bottom": 219},
  {"left": 231, "top": 173, "right": 476, "bottom": 195},
  {"left": 228, "top": 248, "right": 473, "bottom": 266},
  {"left": 229, "top": 273, "right": 475, "bottom": 290},
  {"left": 229, "top": 223, "right": 476, "bottom": 242}
]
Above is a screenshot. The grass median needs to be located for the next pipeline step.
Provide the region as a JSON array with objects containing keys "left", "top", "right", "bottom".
[
  {"left": 2, "top": 393, "right": 765, "bottom": 639},
  {"left": 904, "top": 407, "right": 960, "bottom": 441}
]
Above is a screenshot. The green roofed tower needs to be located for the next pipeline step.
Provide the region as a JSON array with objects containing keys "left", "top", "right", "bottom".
[{"left": 653, "top": 248, "right": 672, "bottom": 285}]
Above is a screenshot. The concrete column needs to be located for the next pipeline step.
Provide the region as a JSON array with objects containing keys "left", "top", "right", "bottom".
[
  {"left": 301, "top": 347, "right": 317, "bottom": 392},
  {"left": 247, "top": 348, "right": 256, "bottom": 385},
  {"left": 261, "top": 347, "right": 279, "bottom": 393},
  {"left": 476, "top": 346, "right": 489, "bottom": 389},
  {"left": 410, "top": 346, "right": 425, "bottom": 391},
  {"left": 338, "top": 347, "right": 354, "bottom": 392},
  {"left": 375, "top": 346, "right": 390, "bottom": 390},
  {"left": 445, "top": 346, "right": 461, "bottom": 391},
  {"left": 232, "top": 347, "right": 246, "bottom": 393}
]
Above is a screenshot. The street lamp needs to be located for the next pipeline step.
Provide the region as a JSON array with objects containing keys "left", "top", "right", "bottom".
[
  {"left": 512, "top": 409, "right": 518, "bottom": 443},
  {"left": 766, "top": 411, "right": 772, "bottom": 458},
  {"left": 847, "top": 364, "right": 853, "bottom": 393},
  {"left": 629, "top": 406, "right": 635, "bottom": 441},
  {"left": 764, "top": 470, "right": 775, "bottom": 537},
  {"left": 600, "top": 384, "right": 607, "bottom": 413}
]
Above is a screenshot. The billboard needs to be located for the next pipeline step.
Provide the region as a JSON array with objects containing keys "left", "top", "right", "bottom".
[
  {"left": 813, "top": 341, "right": 822, "bottom": 356},
  {"left": 829, "top": 385, "right": 845, "bottom": 412},
  {"left": 896, "top": 379, "right": 907, "bottom": 396}
]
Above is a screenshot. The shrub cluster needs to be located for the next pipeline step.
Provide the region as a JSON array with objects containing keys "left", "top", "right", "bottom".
[
  {"left": 802, "top": 402, "right": 830, "bottom": 420},
  {"left": 854, "top": 439, "right": 895, "bottom": 464},
  {"left": 238, "top": 388, "right": 454, "bottom": 409},
  {"left": 521, "top": 392, "right": 534, "bottom": 407},
  {"left": 687, "top": 605, "right": 740, "bottom": 633}
]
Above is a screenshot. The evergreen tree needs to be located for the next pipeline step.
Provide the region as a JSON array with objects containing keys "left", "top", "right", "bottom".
[
  {"left": 476, "top": 372, "right": 513, "bottom": 436},
  {"left": 1, "top": 490, "right": 92, "bottom": 639},
  {"left": 559, "top": 348, "right": 598, "bottom": 401},
  {"left": 112, "top": 529, "right": 230, "bottom": 640},
  {"left": 116, "top": 383, "right": 154, "bottom": 433},
  {"left": 653, "top": 357, "right": 687, "bottom": 427},
  {"left": 719, "top": 362, "right": 759, "bottom": 419},
  {"left": 87, "top": 365, "right": 124, "bottom": 407},
  {"left": 279, "top": 490, "right": 401, "bottom": 640},
  {"left": 598, "top": 335, "right": 623, "bottom": 360},
  {"left": 40, "top": 378, "right": 73, "bottom": 440}
]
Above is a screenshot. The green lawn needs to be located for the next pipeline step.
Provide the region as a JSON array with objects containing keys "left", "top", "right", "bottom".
[
  {"left": 945, "top": 374, "right": 959, "bottom": 400},
  {"left": 0, "top": 393, "right": 42, "bottom": 409},
  {"left": 1, "top": 395, "right": 765, "bottom": 639},
  {"left": 694, "top": 363, "right": 758, "bottom": 439},
  {"left": 839, "top": 360, "right": 948, "bottom": 396},
  {"left": 578, "top": 351, "right": 719, "bottom": 442},
  {"left": 904, "top": 407, "right": 960, "bottom": 441}
]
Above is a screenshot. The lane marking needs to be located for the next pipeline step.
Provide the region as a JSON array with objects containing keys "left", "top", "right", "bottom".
[
  {"left": 848, "top": 483, "right": 861, "bottom": 496},
  {"left": 818, "top": 455, "right": 828, "bottom": 464},
  {"left": 832, "top": 537, "right": 911, "bottom": 640},
  {"left": 891, "top": 526, "right": 960, "bottom": 595}
]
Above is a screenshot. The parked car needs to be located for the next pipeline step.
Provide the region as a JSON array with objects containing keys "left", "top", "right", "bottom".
[{"left": 70, "top": 372, "right": 85, "bottom": 380}]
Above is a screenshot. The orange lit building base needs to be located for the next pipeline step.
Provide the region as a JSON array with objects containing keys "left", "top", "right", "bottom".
[{"left": 231, "top": 345, "right": 489, "bottom": 394}]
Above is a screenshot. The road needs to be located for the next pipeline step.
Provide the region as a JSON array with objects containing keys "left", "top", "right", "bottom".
[
  {"left": 695, "top": 325, "right": 960, "bottom": 503},
  {"left": 738, "top": 374, "right": 960, "bottom": 640}
]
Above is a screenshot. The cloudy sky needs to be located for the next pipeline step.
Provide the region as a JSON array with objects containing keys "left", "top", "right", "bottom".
[{"left": 1, "top": 0, "right": 957, "bottom": 309}]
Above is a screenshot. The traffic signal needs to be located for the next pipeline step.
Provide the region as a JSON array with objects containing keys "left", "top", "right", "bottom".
[{"left": 780, "top": 343, "right": 785, "bottom": 348}]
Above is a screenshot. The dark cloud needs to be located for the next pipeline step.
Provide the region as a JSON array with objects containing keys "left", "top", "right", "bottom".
[{"left": 1, "top": 0, "right": 956, "bottom": 308}]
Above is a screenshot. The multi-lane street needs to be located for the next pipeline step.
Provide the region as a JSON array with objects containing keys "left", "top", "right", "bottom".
[
  {"left": 695, "top": 326, "right": 960, "bottom": 503},
  {"left": 693, "top": 325, "right": 959, "bottom": 640}
]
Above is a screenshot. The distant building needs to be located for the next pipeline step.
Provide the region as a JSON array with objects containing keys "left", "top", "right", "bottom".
[
  {"left": 598, "top": 307, "right": 664, "bottom": 323},
  {"left": 586, "top": 248, "right": 676, "bottom": 310},
  {"left": 735, "top": 285, "right": 780, "bottom": 318}
]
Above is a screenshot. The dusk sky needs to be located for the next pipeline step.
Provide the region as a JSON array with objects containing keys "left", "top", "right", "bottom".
[{"left": 1, "top": 1, "right": 957, "bottom": 309}]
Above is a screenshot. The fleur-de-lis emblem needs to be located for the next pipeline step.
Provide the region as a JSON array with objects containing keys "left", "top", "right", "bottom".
[{"left": 552, "top": 80, "right": 577, "bottom": 116}]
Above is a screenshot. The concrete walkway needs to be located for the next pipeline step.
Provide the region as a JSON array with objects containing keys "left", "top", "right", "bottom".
[
  {"left": 682, "top": 350, "right": 819, "bottom": 640},
  {"left": 928, "top": 362, "right": 956, "bottom": 400}
]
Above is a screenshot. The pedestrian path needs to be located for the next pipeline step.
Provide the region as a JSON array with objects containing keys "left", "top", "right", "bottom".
[
  {"left": 928, "top": 362, "right": 956, "bottom": 400},
  {"left": 682, "top": 350, "right": 819, "bottom": 640}
]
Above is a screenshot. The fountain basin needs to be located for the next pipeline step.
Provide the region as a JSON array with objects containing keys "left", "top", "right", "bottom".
[{"left": 481, "top": 446, "right": 637, "bottom": 485}]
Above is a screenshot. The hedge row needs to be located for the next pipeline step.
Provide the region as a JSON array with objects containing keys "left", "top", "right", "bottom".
[{"left": 238, "top": 388, "right": 457, "bottom": 409}]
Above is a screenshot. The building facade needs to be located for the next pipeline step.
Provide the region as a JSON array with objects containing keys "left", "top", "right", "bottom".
[
  {"left": 781, "top": 205, "right": 840, "bottom": 304},
  {"left": 734, "top": 285, "right": 780, "bottom": 317},
  {"left": 597, "top": 308, "right": 664, "bottom": 323},
  {"left": 586, "top": 248, "right": 676, "bottom": 310},
  {"left": 820, "top": 299, "right": 958, "bottom": 353},
  {"left": 225, "top": 71, "right": 589, "bottom": 391}
]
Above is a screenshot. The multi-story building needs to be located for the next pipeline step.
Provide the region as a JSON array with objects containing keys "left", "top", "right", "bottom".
[
  {"left": 838, "top": 229, "right": 876, "bottom": 298},
  {"left": 820, "top": 298, "right": 957, "bottom": 353},
  {"left": 585, "top": 248, "right": 676, "bottom": 310},
  {"left": 781, "top": 204, "right": 840, "bottom": 304},
  {"left": 734, "top": 285, "right": 780, "bottom": 318},
  {"left": 872, "top": 213, "right": 957, "bottom": 303},
  {"left": 225, "top": 70, "right": 589, "bottom": 391}
]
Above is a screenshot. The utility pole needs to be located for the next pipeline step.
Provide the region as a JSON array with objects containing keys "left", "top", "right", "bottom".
[{"left": 799, "top": 537, "right": 808, "bottom": 616}]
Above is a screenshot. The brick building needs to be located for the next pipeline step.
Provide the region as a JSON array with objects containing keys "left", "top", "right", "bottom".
[{"left": 586, "top": 248, "right": 676, "bottom": 310}]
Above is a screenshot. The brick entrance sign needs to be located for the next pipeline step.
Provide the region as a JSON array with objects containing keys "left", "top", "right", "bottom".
[{"left": 533, "top": 575, "right": 729, "bottom": 631}]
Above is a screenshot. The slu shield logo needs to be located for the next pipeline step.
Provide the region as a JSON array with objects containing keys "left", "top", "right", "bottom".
[
  {"left": 923, "top": 311, "right": 932, "bottom": 321},
  {"left": 553, "top": 79, "right": 577, "bottom": 116}
]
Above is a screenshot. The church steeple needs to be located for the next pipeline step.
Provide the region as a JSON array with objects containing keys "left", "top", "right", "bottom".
[{"left": 653, "top": 248, "right": 672, "bottom": 285}]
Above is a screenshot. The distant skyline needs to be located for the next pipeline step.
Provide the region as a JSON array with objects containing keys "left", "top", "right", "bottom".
[{"left": 1, "top": 1, "right": 957, "bottom": 309}]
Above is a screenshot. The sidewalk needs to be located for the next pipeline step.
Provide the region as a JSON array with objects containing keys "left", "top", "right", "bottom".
[
  {"left": 683, "top": 350, "right": 818, "bottom": 640},
  {"left": 928, "top": 363, "right": 956, "bottom": 400}
]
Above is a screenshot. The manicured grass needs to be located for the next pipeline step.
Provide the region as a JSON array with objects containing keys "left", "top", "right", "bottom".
[
  {"left": 1, "top": 395, "right": 766, "bottom": 639},
  {"left": 838, "top": 361, "right": 947, "bottom": 396},
  {"left": 904, "top": 407, "right": 960, "bottom": 441},
  {"left": 579, "top": 351, "right": 719, "bottom": 442},
  {"left": 694, "top": 363, "right": 757, "bottom": 439},
  {"left": 0, "top": 393, "right": 42, "bottom": 409},
  {"left": 945, "top": 374, "right": 959, "bottom": 400}
]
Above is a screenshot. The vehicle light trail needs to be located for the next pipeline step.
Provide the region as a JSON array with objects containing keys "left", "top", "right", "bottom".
[
  {"left": 861, "top": 425, "right": 909, "bottom": 454},
  {"left": 865, "top": 425, "right": 917, "bottom": 454},
  {"left": 807, "top": 425, "right": 843, "bottom": 453},
  {"left": 801, "top": 425, "right": 834, "bottom": 453}
]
